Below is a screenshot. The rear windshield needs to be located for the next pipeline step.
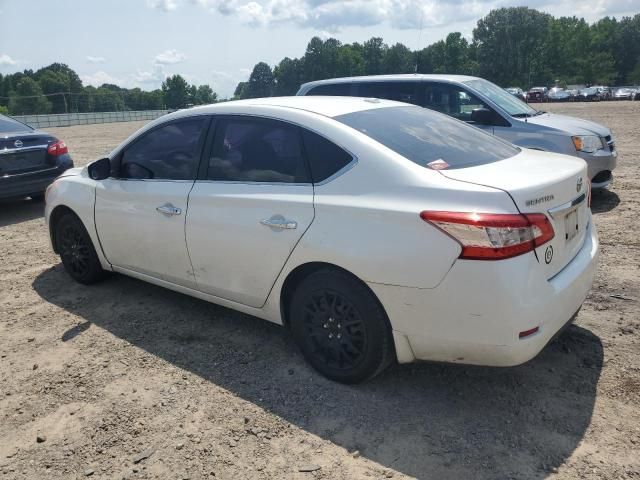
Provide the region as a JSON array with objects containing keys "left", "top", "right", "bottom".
[
  {"left": 0, "top": 114, "right": 33, "bottom": 133},
  {"left": 335, "top": 106, "right": 519, "bottom": 170}
]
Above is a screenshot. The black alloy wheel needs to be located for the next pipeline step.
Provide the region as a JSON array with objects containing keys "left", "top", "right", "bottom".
[
  {"left": 290, "top": 269, "right": 394, "bottom": 383},
  {"left": 56, "top": 213, "right": 107, "bottom": 285}
]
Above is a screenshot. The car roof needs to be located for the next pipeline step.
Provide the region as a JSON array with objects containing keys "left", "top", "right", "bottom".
[
  {"left": 167, "top": 96, "right": 409, "bottom": 120},
  {"left": 300, "top": 74, "right": 479, "bottom": 90}
]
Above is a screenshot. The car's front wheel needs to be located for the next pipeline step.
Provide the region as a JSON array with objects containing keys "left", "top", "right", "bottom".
[
  {"left": 55, "top": 213, "right": 107, "bottom": 285},
  {"left": 289, "top": 269, "right": 394, "bottom": 383}
]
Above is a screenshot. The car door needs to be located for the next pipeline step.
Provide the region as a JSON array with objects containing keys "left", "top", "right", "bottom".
[
  {"left": 95, "top": 116, "right": 209, "bottom": 288},
  {"left": 186, "top": 115, "right": 314, "bottom": 308},
  {"left": 420, "top": 82, "right": 495, "bottom": 135}
]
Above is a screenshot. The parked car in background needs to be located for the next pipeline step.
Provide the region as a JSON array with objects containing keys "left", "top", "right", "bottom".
[
  {"left": 45, "top": 96, "right": 599, "bottom": 383},
  {"left": 0, "top": 114, "right": 73, "bottom": 201},
  {"left": 633, "top": 87, "right": 640, "bottom": 100},
  {"left": 527, "top": 87, "right": 548, "bottom": 103},
  {"left": 505, "top": 87, "right": 527, "bottom": 102},
  {"left": 577, "top": 87, "right": 602, "bottom": 102},
  {"left": 593, "top": 86, "right": 612, "bottom": 100},
  {"left": 298, "top": 75, "right": 618, "bottom": 188},
  {"left": 548, "top": 87, "right": 573, "bottom": 102},
  {"left": 613, "top": 87, "right": 634, "bottom": 100}
]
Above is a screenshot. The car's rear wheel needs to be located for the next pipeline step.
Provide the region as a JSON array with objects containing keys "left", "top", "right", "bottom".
[
  {"left": 56, "top": 213, "right": 107, "bottom": 285},
  {"left": 289, "top": 269, "right": 394, "bottom": 383}
]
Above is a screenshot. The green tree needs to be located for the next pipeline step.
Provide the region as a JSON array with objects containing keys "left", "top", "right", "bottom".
[
  {"left": 474, "top": 7, "right": 553, "bottom": 87},
  {"left": 243, "top": 62, "right": 275, "bottom": 98},
  {"left": 8, "top": 77, "right": 51, "bottom": 115},
  {"left": 274, "top": 57, "right": 304, "bottom": 95},
  {"left": 162, "top": 74, "right": 190, "bottom": 109},
  {"left": 363, "top": 37, "right": 387, "bottom": 74},
  {"left": 383, "top": 43, "right": 414, "bottom": 74},
  {"left": 195, "top": 84, "right": 216, "bottom": 104}
]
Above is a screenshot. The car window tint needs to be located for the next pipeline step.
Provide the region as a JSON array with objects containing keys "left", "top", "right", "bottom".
[
  {"left": 336, "top": 105, "right": 519, "bottom": 170},
  {"left": 301, "top": 129, "right": 352, "bottom": 183},
  {"left": 0, "top": 114, "right": 32, "bottom": 133},
  {"left": 356, "top": 82, "right": 419, "bottom": 105},
  {"left": 307, "top": 83, "right": 351, "bottom": 96},
  {"left": 422, "top": 83, "right": 488, "bottom": 121},
  {"left": 208, "top": 117, "right": 310, "bottom": 183},
  {"left": 120, "top": 118, "right": 206, "bottom": 180}
]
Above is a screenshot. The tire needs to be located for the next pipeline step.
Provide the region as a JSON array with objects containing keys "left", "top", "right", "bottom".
[
  {"left": 55, "top": 213, "right": 107, "bottom": 285},
  {"left": 289, "top": 269, "right": 394, "bottom": 383}
]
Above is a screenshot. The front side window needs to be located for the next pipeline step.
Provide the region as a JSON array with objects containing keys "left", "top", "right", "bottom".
[
  {"left": 208, "top": 117, "right": 310, "bottom": 183},
  {"left": 422, "top": 83, "right": 489, "bottom": 122},
  {"left": 120, "top": 117, "right": 206, "bottom": 180},
  {"left": 335, "top": 105, "right": 519, "bottom": 170}
]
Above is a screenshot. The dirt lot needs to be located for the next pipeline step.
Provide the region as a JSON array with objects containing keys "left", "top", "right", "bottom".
[{"left": 0, "top": 102, "right": 639, "bottom": 480}]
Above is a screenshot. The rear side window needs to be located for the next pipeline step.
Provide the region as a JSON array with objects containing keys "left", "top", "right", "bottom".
[
  {"left": 208, "top": 116, "right": 310, "bottom": 183},
  {"left": 306, "top": 83, "right": 351, "bottom": 96},
  {"left": 355, "top": 82, "right": 419, "bottom": 105},
  {"left": 335, "top": 106, "right": 519, "bottom": 170},
  {"left": 120, "top": 117, "right": 206, "bottom": 180},
  {"left": 301, "top": 130, "right": 352, "bottom": 183}
]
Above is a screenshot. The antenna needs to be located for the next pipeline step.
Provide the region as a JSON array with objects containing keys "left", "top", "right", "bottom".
[{"left": 415, "top": 7, "right": 425, "bottom": 73}]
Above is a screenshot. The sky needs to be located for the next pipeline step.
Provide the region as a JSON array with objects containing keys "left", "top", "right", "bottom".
[{"left": 0, "top": 0, "right": 638, "bottom": 98}]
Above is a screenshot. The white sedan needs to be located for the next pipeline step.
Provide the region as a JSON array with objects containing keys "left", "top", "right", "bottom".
[{"left": 45, "top": 96, "right": 599, "bottom": 383}]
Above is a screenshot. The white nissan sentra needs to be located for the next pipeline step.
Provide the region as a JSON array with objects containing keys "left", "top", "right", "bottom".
[{"left": 45, "top": 96, "right": 599, "bottom": 383}]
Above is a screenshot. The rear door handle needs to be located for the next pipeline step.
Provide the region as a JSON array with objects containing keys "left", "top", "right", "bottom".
[
  {"left": 260, "top": 215, "right": 297, "bottom": 230},
  {"left": 156, "top": 204, "right": 182, "bottom": 216}
]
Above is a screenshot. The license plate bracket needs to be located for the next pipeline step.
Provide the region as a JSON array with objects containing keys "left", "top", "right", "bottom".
[{"left": 565, "top": 209, "right": 579, "bottom": 242}]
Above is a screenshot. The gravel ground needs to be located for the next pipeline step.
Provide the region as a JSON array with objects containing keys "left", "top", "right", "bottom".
[{"left": 0, "top": 102, "right": 638, "bottom": 480}]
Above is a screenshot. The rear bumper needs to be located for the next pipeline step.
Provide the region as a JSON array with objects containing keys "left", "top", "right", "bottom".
[
  {"left": 0, "top": 161, "right": 72, "bottom": 200},
  {"left": 369, "top": 220, "right": 599, "bottom": 366}
]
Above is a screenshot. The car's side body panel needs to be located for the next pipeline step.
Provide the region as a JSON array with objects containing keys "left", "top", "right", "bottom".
[
  {"left": 95, "top": 179, "right": 198, "bottom": 289},
  {"left": 44, "top": 168, "right": 112, "bottom": 271}
]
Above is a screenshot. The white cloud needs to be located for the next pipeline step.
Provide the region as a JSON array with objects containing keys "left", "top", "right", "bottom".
[
  {"left": 87, "top": 56, "right": 106, "bottom": 64},
  {"left": 146, "top": 0, "right": 179, "bottom": 11},
  {"left": 0, "top": 54, "right": 17, "bottom": 66},
  {"left": 154, "top": 49, "right": 187, "bottom": 65},
  {"left": 81, "top": 71, "right": 122, "bottom": 87},
  {"left": 149, "top": 0, "right": 639, "bottom": 31}
]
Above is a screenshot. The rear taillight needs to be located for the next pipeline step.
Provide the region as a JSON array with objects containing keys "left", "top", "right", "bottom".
[
  {"left": 47, "top": 140, "right": 68, "bottom": 156},
  {"left": 420, "top": 211, "right": 555, "bottom": 260}
]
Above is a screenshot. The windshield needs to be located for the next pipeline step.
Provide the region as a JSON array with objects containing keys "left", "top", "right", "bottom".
[
  {"left": 335, "top": 106, "right": 520, "bottom": 170},
  {"left": 464, "top": 79, "right": 537, "bottom": 117},
  {"left": 0, "top": 114, "right": 33, "bottom": 133}
]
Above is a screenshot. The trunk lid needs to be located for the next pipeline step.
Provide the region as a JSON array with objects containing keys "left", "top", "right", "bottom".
[
  {"left": 439, "top": 149, "right": 590, "bottom": 278},
  {"left": 0, "top": 132, "right": 55, "bottom": 175}
]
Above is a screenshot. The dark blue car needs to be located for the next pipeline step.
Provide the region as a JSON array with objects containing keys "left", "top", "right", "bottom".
[{"left": 0, "top": 114, "right": 73, "bottom": 200}]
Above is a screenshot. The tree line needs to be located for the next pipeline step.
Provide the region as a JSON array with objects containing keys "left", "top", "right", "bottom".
[
  {"left": 236, "top": 7, "right": 640, "bottom": 99},
  {"left": 0, "top": 63, "right": 217, "bottom": 116}
]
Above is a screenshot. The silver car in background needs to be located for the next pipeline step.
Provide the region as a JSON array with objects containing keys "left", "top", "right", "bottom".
[{"left": 298, "top": 74, "right": 618, "bottom": 188}]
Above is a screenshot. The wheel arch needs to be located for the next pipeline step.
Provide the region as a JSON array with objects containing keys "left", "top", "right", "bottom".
[
  {"left": 49, "top": 204, "right": 79, "bottom": 254},
  {"left": 279, "top": 261, "right": 392, "bottom": 335}
]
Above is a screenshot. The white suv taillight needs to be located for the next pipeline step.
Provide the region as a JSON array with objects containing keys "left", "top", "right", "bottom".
[{"left": 420, "top": 211, "right": 555, "bottom": 260}]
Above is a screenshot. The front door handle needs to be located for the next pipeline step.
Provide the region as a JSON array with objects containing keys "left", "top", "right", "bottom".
[
  {"left": 156, "top": 203, "right": 182, "bottom": 216},
  {"left": 260, "top": 215, "right": 297, "bottom": 230}
]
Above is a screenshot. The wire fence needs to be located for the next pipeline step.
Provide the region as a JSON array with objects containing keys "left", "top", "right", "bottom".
[{"left": 13, "top": 110, "right": 171, "bottom": 128}]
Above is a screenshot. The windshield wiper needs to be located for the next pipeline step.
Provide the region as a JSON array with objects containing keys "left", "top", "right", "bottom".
[
  {"left": 512, "top": 113, "right": 533, "bottom": 118},
  {"left": 534, "top": 111, "right": 545, "bottom": 116}
]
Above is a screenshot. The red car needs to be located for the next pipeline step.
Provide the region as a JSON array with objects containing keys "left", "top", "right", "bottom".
[{"left": 527, "top": 87, "right": 548, "bottom": 103}]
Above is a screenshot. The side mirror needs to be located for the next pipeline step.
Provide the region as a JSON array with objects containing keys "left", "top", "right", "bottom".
[
  {"left": 88, "top": 157, "right": 111, "bottom": 180},
  {"left": 470, "top": 107, "right": 494, "bottom": 125}
]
